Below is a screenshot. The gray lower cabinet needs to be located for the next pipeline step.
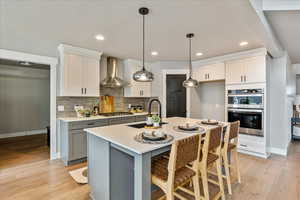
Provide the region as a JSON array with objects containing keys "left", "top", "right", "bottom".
[
  {"left": 60, "top": 115, "right": 147, "bottom": 166},
  {"left": 70, "top": 130, "right": 87, "bottom": 161}
]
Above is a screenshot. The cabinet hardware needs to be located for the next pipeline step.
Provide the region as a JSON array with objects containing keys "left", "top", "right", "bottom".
[
  {"left": 241, "top": 76, "right": 243, "bottom": 82},
  {"left": 81, "top": 88, "right": 83, "bottom": 94},
  {"left": 84, "top": 88, "right": 87, "bottom": 94},
  {"left": 244, "top": 75, "right": 246, "bottom": 82},
  {"left": 240, "top": 144, "right": 248, "bottom": 147},
  {"left": 87, "top": 123, "right": 95, "bottom": 126},
  {"left": 208, "top": 73, "right": 209, "bottom": 79}
]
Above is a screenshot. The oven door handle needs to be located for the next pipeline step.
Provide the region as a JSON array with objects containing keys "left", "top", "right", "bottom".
[
  {"left": 227, "top": 94, "right": 263, "bottom": 97},
  {"left": 228, "top": 109, "right": 263, "bottom": 113}
]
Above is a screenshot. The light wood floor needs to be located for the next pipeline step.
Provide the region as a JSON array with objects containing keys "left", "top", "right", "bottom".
[
  {"left": 0, "top": 134, "right": 50, "bottom": 169},
  {"left": 1, "top": 136, "right": 300, "bottom": 200}
]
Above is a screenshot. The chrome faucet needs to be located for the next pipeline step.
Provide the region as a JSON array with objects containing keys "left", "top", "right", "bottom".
[{"left": 148, "top": 99, "right": 162, "bottom": 120}]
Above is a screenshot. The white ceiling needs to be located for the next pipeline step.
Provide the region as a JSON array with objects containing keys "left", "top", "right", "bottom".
[
  {"left": 0, "top": 0, "right": 267, "bottom": 61},
  {"left": 265, "top": 10, "right": 300, "bottom": 64}
]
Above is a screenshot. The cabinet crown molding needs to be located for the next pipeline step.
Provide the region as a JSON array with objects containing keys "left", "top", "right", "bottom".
[{"left": 58, "top": 44, "right": 102, "bottom": 59}]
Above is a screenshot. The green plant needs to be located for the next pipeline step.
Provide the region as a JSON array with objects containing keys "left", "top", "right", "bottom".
[{"left": 152, "top": 114, "right": 160, "bottom": 123}]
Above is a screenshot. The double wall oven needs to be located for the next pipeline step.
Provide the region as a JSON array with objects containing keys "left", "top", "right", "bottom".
[{"left": 227, "top": 89, "right": 264, "bottom": 137}]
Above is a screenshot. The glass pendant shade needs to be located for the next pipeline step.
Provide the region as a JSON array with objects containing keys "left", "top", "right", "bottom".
[
  {"left": 183, "top": 33, "right": 199, "bottom": 88},
  {"left": 183, "top": 77, "right": 199, "bottom": 88},
  {"left": 133, "top": 7, "right": 154, "bottom": 82},
  {"left": 133, "top": 67, "right": 154, "bottom": 82}
]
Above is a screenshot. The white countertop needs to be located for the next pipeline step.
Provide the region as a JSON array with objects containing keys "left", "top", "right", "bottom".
[
  {"left": 58, "top": 112, "right": 148, "bottom": 122},
  {"left": 85, "top": 117, "right": 223, "bottom": 155}
]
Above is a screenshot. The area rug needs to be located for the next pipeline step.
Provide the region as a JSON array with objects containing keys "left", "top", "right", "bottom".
[{"left": 69, "top": 167, "right": 88, "bottom": 184}]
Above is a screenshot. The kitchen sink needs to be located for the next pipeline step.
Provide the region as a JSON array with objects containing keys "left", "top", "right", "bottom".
[{"left": 127, "top": 122, "right": 168, "bottom": 129}]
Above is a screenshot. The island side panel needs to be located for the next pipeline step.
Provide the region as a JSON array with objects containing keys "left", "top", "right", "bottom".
[
  {"left": 110, "top": 147, "right": 134, "bottom": 200},
  {"left": 134, "top": 152, "right": 152, "bottom": 200},
  {"left": 88, "top": 133, "right": 110, "bottom": 200}
]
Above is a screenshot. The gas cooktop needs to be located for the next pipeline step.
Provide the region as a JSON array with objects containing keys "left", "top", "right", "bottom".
[{"left": 98, "top": 112, "right": 134, "bottom": 117}]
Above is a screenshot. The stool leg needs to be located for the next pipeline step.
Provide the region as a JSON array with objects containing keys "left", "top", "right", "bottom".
[
  {"left": 200, "top": 167, "right": 210, "bottom": 200},
  {"left": 216, "top": 158, "right": 226, "bottom": 200},
  {"left": 192, "top": 171, "right": 201, "bottom": 200},
  {"left": 223, "top": 152, "right": 232, "bottom": 195},
  {"left": 233, "top": 149, "right": 241, "bottom": 183}
]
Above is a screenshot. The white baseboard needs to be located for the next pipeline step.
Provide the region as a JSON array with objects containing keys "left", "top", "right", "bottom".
[
  {"left": 51, "top": 152, "right": 61, "bottom": 160},
  {"left": 238, "top": 149, "right": 270, "bottom": 159},
  {"left": 268, "top": 147, "right": 288, "bottom": 156},
  {"left": 0, "top": 129, "right": 47, "bottom": 139}
]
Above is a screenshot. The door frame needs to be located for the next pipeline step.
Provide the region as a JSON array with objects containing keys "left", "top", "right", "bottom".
[
  {"left": 162, "top": 69, "right": 191, "bottom": 118},
  {"left": 0, "top": 49, "right": 58, "bottom": 160}
]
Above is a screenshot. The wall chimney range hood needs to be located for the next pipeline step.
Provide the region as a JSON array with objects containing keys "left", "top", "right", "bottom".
[{"left": 101, "top": 57, "right": 127, "bottom": 88}]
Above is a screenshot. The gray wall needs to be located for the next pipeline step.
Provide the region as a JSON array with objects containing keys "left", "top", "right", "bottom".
[
  {"left": 0, "top": 64, "right": 50, "bottom": 134},
  {"left": 190, "top": 81, "right": 225, "bottom": 121}
]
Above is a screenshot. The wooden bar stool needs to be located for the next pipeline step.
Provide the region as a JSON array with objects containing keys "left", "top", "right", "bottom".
[
  {"left": 221, "top": 121, "right": 241, "bottom": 195},
  {"left": 151, "top": 134, "right": 202, "bottom": 200},
  {"left": 199, "top": 126, "right": 225, "bottom": 200}
]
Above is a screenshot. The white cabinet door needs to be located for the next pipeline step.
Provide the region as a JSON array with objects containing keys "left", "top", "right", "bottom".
[
  {"left": 225, "top": 60, "right": 244, "bottom": 85},
  {"left": 83, "top": 58, "right": 100, "bottom": 97},
  {"left": 244, "top": 56, "right": 266, "bottom": 83},
  {"left": 64, "top": 54, "right": 83, "bottom": 96},
  {"left": 195, "top": 66, "right": 209, "bottom": 82},
  {"left": 209, "top": 63, "right": 225, "bottom": 81},
  {"left": 139, "top": 84, "right": 152, "bottom": 97}
]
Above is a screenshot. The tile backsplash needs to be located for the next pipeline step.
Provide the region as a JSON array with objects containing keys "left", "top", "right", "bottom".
[{"left": 56, "top": 87, "right": 153, "bottom": 118}]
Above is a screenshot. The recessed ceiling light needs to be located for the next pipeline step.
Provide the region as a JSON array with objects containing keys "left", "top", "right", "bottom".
[
  {"left": 196, "top": 52, "right": 203, "bottom": 56},
  {"left": 151, "top": 51, "right": 158, "bottom": 56},
  {"left": 95, "top": 34, "right": 105, "bottom": 41},
  {"left": 239, "top": 41, "right": 248, "bottom": 46}
]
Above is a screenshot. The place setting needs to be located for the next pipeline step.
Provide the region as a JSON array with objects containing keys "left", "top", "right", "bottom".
[
  {"left": 134, "top": 129, "right": 174, "bottom": 144},
  {"left": 173, "top": 122, "right": 206, "bottom": 134}
]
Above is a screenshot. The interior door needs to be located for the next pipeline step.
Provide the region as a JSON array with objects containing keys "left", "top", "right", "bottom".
[
  {"left": 166, "top": 74, "right": 187, "bottom": 117},
  {"left": 83, "top": 57, "right": 100, "bottom": 97}
]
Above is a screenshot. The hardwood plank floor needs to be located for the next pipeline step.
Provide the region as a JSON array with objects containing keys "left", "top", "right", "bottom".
[
  {"left": 1, "top": 136, "right": 300, "bottom": 200},
  {"left": 0, "top": 134, "right": 50, "bottom": 169}
]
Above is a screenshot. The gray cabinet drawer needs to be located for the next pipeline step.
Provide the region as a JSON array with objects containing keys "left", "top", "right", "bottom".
[
  {"left": 135, "top": 115, "right": 147, "bottom": 122},
  {"left": 69, "top": 119, "right": 109, "bottom": 130}
]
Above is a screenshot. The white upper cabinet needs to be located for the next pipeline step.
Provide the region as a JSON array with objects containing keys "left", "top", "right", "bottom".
[
  {"left": 194, "top": 63, "right": 225, "bottom": 82},
  {"left": 225, "top": 55, "right": 266, "bottom": 85},
  {"left": 58, "top": 44, "right": 102, "bottom": 97},
  {"left": 123, "top": 59, "right": 152, "bottom": 97}
]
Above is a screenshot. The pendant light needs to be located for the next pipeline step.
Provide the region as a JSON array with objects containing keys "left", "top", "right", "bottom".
[
  {"left": 133, "top": 7, "right": 154, "bottom": 82},
  {"left": 183, "top": 33, "right": 199, "bottom": 88}
]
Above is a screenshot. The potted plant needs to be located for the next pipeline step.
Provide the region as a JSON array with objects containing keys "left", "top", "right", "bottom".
[{"left": 152, "top": 114, "right": 161, "bottom": 127}]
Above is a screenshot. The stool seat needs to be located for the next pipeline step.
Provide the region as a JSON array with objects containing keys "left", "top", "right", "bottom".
[{"left": 151, "top": 156, "right": 196, "bottom": 188}]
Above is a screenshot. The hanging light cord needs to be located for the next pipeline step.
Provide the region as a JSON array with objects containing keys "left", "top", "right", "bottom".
[
  {"left": 142, "top": 14, "right": 145, "bottom": 70},
  {"left": 189, "top": 36, "right": 192, "bottom": 78}
]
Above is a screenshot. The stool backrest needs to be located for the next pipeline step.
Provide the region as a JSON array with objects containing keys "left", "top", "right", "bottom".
[
  {"left": 168, "top": 134, "right": 201, "bottom": 171},
  {"left": 229, "top": 121, "right": 240, "bottom": 140},
  {"left": 208, "top": 126, "right": 223, "bottom": 151}
]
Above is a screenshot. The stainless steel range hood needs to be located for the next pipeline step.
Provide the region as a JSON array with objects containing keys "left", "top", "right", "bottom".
[{"left": 100, "top": 57, "right": 127, "bottom": 88}]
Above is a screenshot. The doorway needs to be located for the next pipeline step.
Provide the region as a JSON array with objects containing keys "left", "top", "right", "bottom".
[
  {"left": 166, "top": 74, "right": 187, "bottom": 117},
  {"left": 0, "top": 58, "right": 51, "bottom": 168},
  {"left": 0, "top": 49, "right": 58, "bottom": 160}
]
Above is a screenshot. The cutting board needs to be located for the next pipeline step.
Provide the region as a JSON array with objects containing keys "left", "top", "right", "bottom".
[{"left": 101, "top": 96, "right": 114, "bottom": 113}]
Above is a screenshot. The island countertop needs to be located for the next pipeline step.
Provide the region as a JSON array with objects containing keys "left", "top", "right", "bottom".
[{"left": 84, "top": 117, "right": 218, "bottom": 154}]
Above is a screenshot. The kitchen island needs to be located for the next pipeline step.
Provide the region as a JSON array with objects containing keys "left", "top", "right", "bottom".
[{"left": 85, "top": 117, "right": 221, "bottom": 200}]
